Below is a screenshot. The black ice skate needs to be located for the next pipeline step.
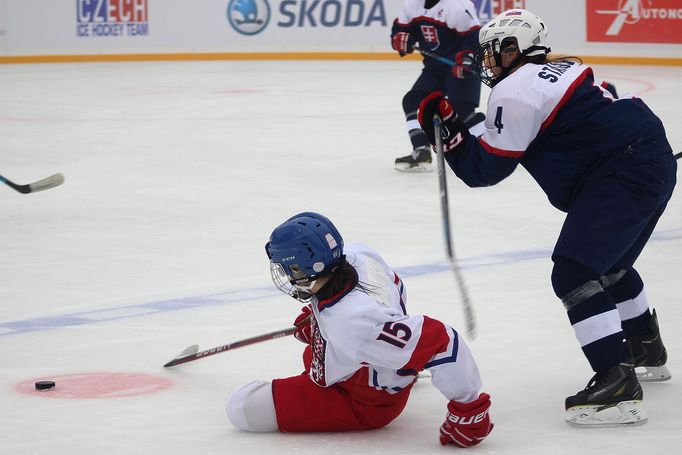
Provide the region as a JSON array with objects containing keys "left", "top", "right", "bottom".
[
  {"left": 627, "top": 309, "right": 671, "bottom": 382},
  {"left": 565, "top": 363, "right": 647, "bottom": 427},
  {"left": 395, "top": 146, "right": 432, "bottom": 172}
]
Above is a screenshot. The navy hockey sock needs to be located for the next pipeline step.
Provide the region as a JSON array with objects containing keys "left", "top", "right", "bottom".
[
  {"left": 552, "top": 256, "right": 629, "bottom": 372},
  {"left": 621, "top": 310, "right": 653, "bottom": 337},
  {"left": 604, "top": 268, "right": 652, "bottom": 337},
  {"left": 403, "top": 90, "right": 430, "bottom": 150}
]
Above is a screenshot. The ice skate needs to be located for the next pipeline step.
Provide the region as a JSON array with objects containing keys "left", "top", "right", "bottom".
[
  {"left": 395, "top": 146, "right": 432, "bottom": 172},
  {"left": 627, "top": 309, "right": 671, "bottom": 382},
  {"left": 565, "top": 363, "right": 647, "bottom": 427}
]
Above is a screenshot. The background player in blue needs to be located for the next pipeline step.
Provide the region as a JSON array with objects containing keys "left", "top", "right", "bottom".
[
  {"left": 391, "top": 0, "right": 482, "bottom": 172},
  {"left": 417, "top": 9, "right": 675, "bottom": 426}
]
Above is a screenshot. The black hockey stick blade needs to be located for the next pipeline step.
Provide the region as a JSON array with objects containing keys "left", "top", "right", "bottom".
[
  {"left": 434, "top": 116, "right": 477, "bottom": 340},
  {"left": 0, "top": 173, "right": 64, "bottom": 194},
  {"left": 164, "top": 326, "right": 297, "bottom": 368},
  {"left": 675, "top": 151, "right": 682, "bottom": 160}
]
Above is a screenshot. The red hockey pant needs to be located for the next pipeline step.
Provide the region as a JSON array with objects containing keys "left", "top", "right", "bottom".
[{"left": 271, "top": 349, "right": 412, "bottom": 432}]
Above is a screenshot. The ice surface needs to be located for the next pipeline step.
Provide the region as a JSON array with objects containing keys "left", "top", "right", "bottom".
[{"left": 1, "top": 60, "right": 681, "bottom": 454}]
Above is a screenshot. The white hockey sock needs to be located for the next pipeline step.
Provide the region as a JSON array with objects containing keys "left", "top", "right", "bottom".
[
  {"left": 615, "top": 289, "right": 649, "bottom": 322},
  {"left": 227, "top": 380, "right": 278, "bottom": 432}
]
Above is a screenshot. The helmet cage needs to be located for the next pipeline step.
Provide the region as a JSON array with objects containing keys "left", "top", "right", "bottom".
[
  {"left": 269, "top": 261, "right": 317, "bottom": 302},
  {"left": 474, "top": 37, "right": 522, "bottom": 88}
]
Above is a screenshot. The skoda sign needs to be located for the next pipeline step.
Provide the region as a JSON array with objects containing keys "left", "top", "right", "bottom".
[
  {"left": 227, "top": 0, "right": 388, "bottom": 35},
  {"left": 227, "top": 0, "right": 271, "bottom": 35}
]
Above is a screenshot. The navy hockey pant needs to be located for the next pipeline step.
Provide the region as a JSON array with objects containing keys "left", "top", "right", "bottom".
[{"left": 551, "top": 150, "right": 676, "bottom": 372}]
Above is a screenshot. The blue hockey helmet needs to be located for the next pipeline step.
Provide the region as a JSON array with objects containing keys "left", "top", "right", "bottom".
[{"left": 265, "top": 212, "right": 344, "bottom": 301}]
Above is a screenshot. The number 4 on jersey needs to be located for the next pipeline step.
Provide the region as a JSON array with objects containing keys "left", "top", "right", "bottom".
[{"left": 494, "top": 106, "right": 504, "bottom": 134}]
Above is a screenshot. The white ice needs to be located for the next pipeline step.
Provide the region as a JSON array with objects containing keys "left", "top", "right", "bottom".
[{"left": 1, "top": 60, "right": 681, "bottom": 455}]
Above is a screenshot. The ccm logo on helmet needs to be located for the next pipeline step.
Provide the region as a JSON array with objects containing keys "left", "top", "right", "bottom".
[{"left": 447, "top": 410, "right": 489, "bottom": 425}]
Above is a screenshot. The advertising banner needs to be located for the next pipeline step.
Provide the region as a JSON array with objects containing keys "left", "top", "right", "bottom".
[
  {"left": 76, "top": 0, "right": 149, "bottom": 38},
  {"left": 225, "top": 0, "right": 388, "bottom": 37},
  {"left": 587, "top": 0, "right": 682, "bottom": 44},
  {"left": 1, "top": 0, "right": 681, "bottom": 60},
  {"left": 0, "top": 0, "right": 6, "bottom": 52},
  {"left": 1, "top": 0, "right": 395, "bottom": 53},
  {"left": 473, "top": 0, "right": 526, "bottom": 23}
]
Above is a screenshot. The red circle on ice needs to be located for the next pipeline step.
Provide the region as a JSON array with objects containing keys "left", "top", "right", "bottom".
[{"left": 15, "top": 373, "right": 173, "bottom": 399}]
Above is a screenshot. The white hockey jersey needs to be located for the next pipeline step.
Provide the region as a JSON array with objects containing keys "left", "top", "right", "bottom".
[
  {"left": 448, "top": 59, "right": 669, "bottom": 211},
  {"left": 395, "top": 0, "right": 480, "bottom": 34},
  {"left": 307, "top": 242, "right": 481, "bottom": 404}
]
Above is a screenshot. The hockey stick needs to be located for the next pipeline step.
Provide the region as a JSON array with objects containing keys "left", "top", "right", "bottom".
[
  {"left": 412, "top": 44, "right": 456, "bottom": 66},
  {"left": 0, "top": 173, "right": 64, "bottom": 194},
  {"left": 434, "top": 116, "right": 476, "bottom": 340},
  {"left": 163, "top": 326, "right": 296, "bottom": 368},
  {"left": 675, "top": 151, "right": 682, "bottom": 160}
]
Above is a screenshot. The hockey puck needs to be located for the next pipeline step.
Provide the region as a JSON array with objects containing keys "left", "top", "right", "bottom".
[{"left": 34, "top": 380, "right": 56, "bottom": 391}]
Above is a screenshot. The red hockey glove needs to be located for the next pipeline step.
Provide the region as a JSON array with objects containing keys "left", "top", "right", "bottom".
[
  {"left": 418, "top": 92, "right": 470, "bottom": 154},
  {"left": 293, "top": 306, "right": 312, "bottom": 344},
  {"left": 391, "top": 32, "right": 414, "bottom": 57},
  {"left": 439, "top": 393, "right": 493, "bottom": 448},
  {"left": 452, "top": 50, "right": 474, "bottom": 79}
]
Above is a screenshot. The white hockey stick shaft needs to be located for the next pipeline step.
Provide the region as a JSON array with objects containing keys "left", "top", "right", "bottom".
[{"left": 434, "top": 116, "right": 476, "bottom": 339}]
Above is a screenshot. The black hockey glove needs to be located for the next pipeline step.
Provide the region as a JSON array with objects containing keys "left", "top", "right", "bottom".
[{"left": 418, "top": 91, "right": 471, "bottom": 154}]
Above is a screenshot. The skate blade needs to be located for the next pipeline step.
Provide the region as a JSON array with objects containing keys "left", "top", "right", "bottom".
[
  {"left": 566, "top": 400, "right": 648, "bottom": 428},
  {"left": 395, "top": 162, "right": 432, "bottom": 172},
  {"left": 636, "top": 365, "right": 671, "bottom": 382}
]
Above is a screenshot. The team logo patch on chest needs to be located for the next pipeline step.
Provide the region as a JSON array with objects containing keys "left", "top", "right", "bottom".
[
  {"left": 309, "top": 317, "right": 327, "bottom": 386},
  {"left": 420, "top": 25, "right": 440, "bottom": 47}
]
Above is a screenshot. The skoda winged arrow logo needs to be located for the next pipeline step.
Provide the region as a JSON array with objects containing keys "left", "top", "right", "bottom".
[{"left": 227, "top": 0, "right": 271, "bottom": 35}]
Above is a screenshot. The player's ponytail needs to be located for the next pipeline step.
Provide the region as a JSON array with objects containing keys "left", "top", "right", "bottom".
[
  {"left": 315, "top": 259, "right": 378, "bottom": 302},
  {"left": 534, "top": 54, "right": 583, "bottom": 65}
]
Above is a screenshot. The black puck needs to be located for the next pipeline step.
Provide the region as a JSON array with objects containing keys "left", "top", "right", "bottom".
[{"left": 35, "top": 380, "right": 56, "bottom": 391}]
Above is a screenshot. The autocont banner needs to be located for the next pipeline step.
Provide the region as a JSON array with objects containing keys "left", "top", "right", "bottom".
[{"left": 587, "top": 0, "right": 682, "bottom": 43}]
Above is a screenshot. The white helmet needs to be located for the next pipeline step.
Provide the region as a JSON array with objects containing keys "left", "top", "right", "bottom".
[{"left": 474, "top": 9, "right": 551, "bottom": 87}]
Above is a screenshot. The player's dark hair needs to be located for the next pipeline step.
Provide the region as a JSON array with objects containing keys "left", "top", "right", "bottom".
[
  {"left": 315, "top": 259, "right": 375, "bottom": 301},
  {"left": 531, "top": 54, "right": 583, "bottom": 65}
]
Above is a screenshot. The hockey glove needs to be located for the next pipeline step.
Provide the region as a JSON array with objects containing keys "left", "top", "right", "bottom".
[
  {"left": 439, "top": 393, "right": 493, "bottom": 448},
  {"left": 452, "top": 51, "right": 474, "bottom": 79},
  {"left": 418, "top": 91, "right": 470, "bottom": 154},
  {"left": 293, "top": 306, "right": 313, "bottom": 344},
  {"left": 391, "top": 32, "right": 415, "bottom": 57}
]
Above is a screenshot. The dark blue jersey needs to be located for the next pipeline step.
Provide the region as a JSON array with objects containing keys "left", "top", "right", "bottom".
[{"left": 392, "top": 0, "right": 480, "bottom": 68}]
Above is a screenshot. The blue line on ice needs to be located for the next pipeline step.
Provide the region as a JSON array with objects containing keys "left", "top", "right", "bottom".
[{"left": 2, "top": 228, "right": 680, "bottom": 337}]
